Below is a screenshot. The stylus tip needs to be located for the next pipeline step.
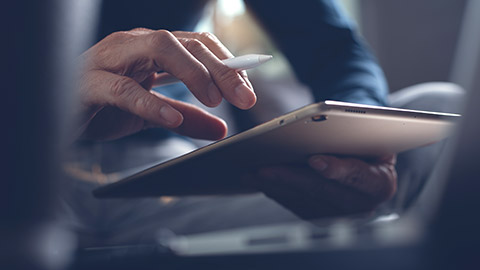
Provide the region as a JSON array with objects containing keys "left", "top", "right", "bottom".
[{"left": 258, "top": 54, "right": 273, "bottom": 64}]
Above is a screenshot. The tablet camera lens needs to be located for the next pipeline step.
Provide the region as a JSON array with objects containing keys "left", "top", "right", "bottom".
[{"left": 312, "top": 115, "right": 327, "bottom": 122}]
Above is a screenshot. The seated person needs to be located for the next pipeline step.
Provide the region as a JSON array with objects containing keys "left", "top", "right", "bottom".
[{"left": 65, "top": 0, "right": 461, "bottom": 247}]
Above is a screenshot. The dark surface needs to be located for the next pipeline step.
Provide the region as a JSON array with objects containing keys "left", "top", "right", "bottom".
[
  {"left": 71, "top": 241, "right": 426, "bottom": 270},
  {"left": 2, "top": 1, "right": 67, "bottom": 269}
]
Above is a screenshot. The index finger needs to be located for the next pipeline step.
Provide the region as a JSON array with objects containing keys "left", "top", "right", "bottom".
[
  {"left": 172, "top": 31, "right": 253, "bottom": 88},
  {"left": 173, "top": 31, "right": 234, "bottom": 59},
  {"left": 143, "top": 30, "right": 227, "bottom": 107}
]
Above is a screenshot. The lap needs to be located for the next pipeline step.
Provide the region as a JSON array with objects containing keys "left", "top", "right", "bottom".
[{"left": 388, "top": 82, "right": 464, "bottom": 211}]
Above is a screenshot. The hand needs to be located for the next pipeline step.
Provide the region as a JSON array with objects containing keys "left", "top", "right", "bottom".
[
  {"left": 76, "top": 29, "right": 256, "bottom": 140},
  {"left": 248, "top": 154, "right": 397, "bottom": 220}
]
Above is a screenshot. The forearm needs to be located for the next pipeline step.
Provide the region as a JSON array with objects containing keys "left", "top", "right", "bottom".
[{"left": 245, "top": 0, "right": 388, "bottom": 106}]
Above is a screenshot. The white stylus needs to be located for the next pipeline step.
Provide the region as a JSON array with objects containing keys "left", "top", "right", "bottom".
[{"left": 153, "top": 54, "right": 273, "bottom": 87}]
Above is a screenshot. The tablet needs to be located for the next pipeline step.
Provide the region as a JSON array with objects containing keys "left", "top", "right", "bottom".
[{"left": 93, "top": 101, "right": 459, "bottom": 198}]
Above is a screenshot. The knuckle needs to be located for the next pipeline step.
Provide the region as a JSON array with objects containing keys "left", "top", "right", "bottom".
[
  {"left": 130, "top": 27, "right": 152, "bottom": 34},
  {"left": 197, "top": 31, "right": 219, "bottom": 43},
  {"left": 212, "top": 67, "right": 241, "bottom": 86},
  {"left": 187, "top": 69, "right": 210, "bottom": 87},
  {"left": 183, "top": 38, "right": 206, "bottom": 54},
  {"left": 148, "top": 30, "right": 177, "bottom": 69},
  {"left": 341, "top": 159, "right": 364, "bottom": 181},
  {"left": 149, "top": 30, "right": 175, "bottom": 47},
  {"left": 92, "top": 32, "right": 134, "bottom": 71},
  {"left": 140, "top": 56, "right": 156, "bottom": 70},
  {"left": 321, "top": 160, "right": 342, "bottom": 179},
  {"left": 106, "top": 31, "right": 129, "bottom": 42},
  {"left": 239, "top": 70, "right": 249, "bottom": 80},
  {"left": 111, "top": 76, "right": 136, "bottom": 99},
  {"left": 133, "top": 94, "right": 155, "bottom": 114},
  {"left": 344, "top": 174, "right": 361, "bottom": 187},
  {"left": 132, "top": 56, "right": 157, "bottom": 74}
]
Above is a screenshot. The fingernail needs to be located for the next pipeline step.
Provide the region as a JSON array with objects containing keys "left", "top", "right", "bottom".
[
  {"left": 207, "top": 83, "right": 221, "bottom": 105},
  {"left": 310, "top": 157, "right": 328, "bottom": 171},
  {"left": 160, "top": 106, "right": 182, "bottom": 126},
  {"left": 234, "top": 83, "right": 255, "bottom": 109}
]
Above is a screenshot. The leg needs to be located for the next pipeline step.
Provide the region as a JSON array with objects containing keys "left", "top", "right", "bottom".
[
  {"left": 387, "top": 82, "right": 464, "bottom": 212},
  {"left": 62, "top": 136, "right": 299, "bottom": 248}
]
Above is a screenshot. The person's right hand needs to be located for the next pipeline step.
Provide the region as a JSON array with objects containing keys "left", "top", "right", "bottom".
[{"left": 76, "top": 28, "right": 256, "bottom": 141}]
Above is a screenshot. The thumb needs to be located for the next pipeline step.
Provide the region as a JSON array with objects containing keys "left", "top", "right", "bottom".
[{"left": 100, "top": 70, "right": 184, "bottom": 128}]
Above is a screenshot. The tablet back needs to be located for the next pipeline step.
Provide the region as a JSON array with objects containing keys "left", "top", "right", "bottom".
[{"left": 93, "top": 101, "right": 459, "bottom": 198}]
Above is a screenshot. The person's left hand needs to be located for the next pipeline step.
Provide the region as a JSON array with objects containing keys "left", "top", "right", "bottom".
[{"left": 246, "top": 154, "right": 397, "bottom": 219}]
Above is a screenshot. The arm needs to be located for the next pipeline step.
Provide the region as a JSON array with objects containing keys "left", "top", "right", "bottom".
[
  {"left": 242, "top": 0, "right": 396, "bottom": 219},
  {"left": 245, "top": 0, "right": 388, "bottom": 106}
]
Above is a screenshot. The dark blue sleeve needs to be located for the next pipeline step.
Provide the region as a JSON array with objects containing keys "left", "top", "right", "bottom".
[{"left": 244, "top": 0, "right": 388, "bottom": 106}]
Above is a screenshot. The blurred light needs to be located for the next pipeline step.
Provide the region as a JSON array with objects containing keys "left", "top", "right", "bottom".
[
  {"left": 217, "top": 0, "right": 245, "bottom": 18},
  {"left": 374, "top": 217, "right": 422, "bottom": 246},
  {"left": 329, "top": 222, "right": 354, "bottom": 247},
  {"left": 195, "top": 1, "right": 215, "bottom": 32},
  {"left": 31, "top": 223, "right": 77, "bottom": 270}
]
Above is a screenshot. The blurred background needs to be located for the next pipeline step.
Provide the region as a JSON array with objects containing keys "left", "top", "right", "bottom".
[
  {"left": 4, "top": 0, "right": 478, "bottom": 269},
  {"left": 203, "top": 0, "right": 468, "bottom": 91},
  {"left": 183, "top": 0, "right": 470, "bottom": 123}
]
